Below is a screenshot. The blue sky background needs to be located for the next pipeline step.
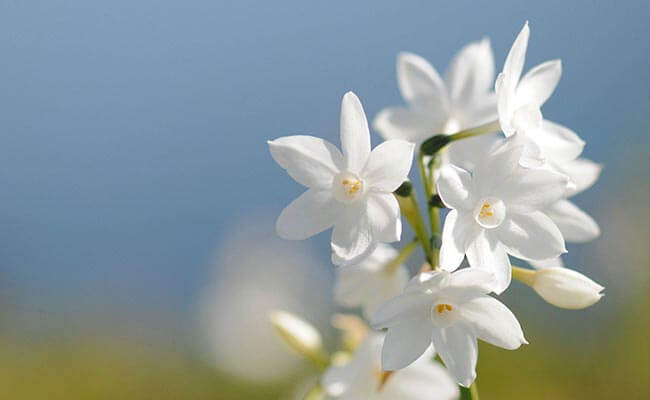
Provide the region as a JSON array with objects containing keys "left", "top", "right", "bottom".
[{"left": 0, "top": 0, "right": 647, "bottom": 343}]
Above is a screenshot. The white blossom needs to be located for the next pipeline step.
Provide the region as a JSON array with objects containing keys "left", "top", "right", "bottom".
[
  {"left": 372, "top": 269, "right": 526, "bottom": 387},
  {"left": 269, "top": 92, "right": 415, "bottom": 265},
  {"left": 373, "top": 39, "right": 497, "bottom": 144},
  {"left": 322, "top": 333, "right": 459, "bottom": 400},
  {"left": 436, "top": 137, "right": 570, "bottom": 293},
  {"left": 496, "top": 22, "right": 585, "bottom": 167},
  {"left": 334, "top": 244, "right": 409, "bottom": 319}
]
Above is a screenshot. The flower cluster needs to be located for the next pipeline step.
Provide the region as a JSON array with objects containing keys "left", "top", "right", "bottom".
[{"left": 267, "top": 21, "right": 604, "bottom": 399}]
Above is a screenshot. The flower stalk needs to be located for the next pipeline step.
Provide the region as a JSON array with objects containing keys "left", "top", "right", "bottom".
[
  {"left": 394, "top": 183, "right": 434, "bottom": 264},
  {"left": 383, "top": 237, "right": 418, "bottom": 275}
]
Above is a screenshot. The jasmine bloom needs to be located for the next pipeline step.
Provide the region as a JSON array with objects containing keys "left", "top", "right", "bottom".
[
  {"left": 269, "top": 92, "right": 415, "bottom": 265},
  {"left": 372, "top": 269, "right": 526, "bottom": 387},
  {"left": 436, "top": 138, "right": 569, "bottom": 293}
]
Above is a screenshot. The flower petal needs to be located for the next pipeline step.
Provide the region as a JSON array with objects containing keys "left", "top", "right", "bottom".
[
  {"left": 466, "top": 230, "right": 512, "bottom": 294},
  {"left": 557, "top": 158, "right": 603, "bottom": 196},
  {"left": 515, "top": 59, "right": 562, "bottom": 108},
  {"left": 366, "top": 193, "right": 402, "bottom": 243},
  {"left": 331, "top": 204, "right": 375, "bottom": 266},
  {"left": 460, "top": 296, "right": 527, "bottom": 349},
  {"left": 531, "top": 120, "right": 585, "bottom": 163},
  {"left": 276, "top": 189, "right": 340, "bottom": 240},
  {"left": 545, "top": 199, "right": 600, "bottom": 243},
  {"left": 440, "top": 211, "right": 477, "bottom": 272},
  {"left": 340, "top": 92, "right": 371, "bottom": 173},
  {"left": 503, "top": 22, "right": 530, "bottom": 91},
  {"left": 397, "top": 52, "right": 450, "bottom": 112},
  {"left": 529, "top": 256, "right": 565, "bottom": 269},
  {"left": 436, "top": 165, "right": 474, "bottom": 211},
  {"left": 495, "top": 211, "right": 567, "bottom": 261},
  {"left": 431, "top": 325, "right": 478, "bottom": 387},
  {"left": 373, "top": 106, "right": 446, "bottom": 144},
  {"left": 445, "top": 38, "right": 495, "bottom": 109},
  {"left": 472, "top": 137, "right": 524, "bottom": 197},
  {"left": 497, "top": 168, "right": 570, "bottom": 213},
  {"left": 382, "top": 319, "right": 433, "bottom": 371},
  {"left": 268, "top": 136, "right": 343, "bottom": 188},
  {"left": 362, "top": 140, "right": 415, "bottom": 192},
  {"left": 371, "top": 291, "right": 431, "bottom": 329},
  {"left": 383, "top": 350, "right": 459, "bottom": 400}
]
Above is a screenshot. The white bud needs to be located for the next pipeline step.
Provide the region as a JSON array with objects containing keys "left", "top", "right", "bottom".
[
  {"left": 269, "top": 310, "right": 327, "bottom": 366},
  {"left": 532, "top": 267, "right": 604, "bottom": 309}
]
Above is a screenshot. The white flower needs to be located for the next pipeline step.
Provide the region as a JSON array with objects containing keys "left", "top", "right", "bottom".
[
  {"left": 516, "top": 267, "right": 605, "bottom": 309},
  {"left": 496, "top": 22, "right": 585, "bottom": 166},
  {"left": 374, "top": 38, "right": 497, "bottom": 145},
  {"left": 322, "top": 333, "right": 459, "bottom": 400},
  {"left": 436, "top": 138, "right": 570, "bottom": 293},
  {"left": 371, "top": 269, "right": 526, "bottom": 387},
  {"left": 269, "top": 92, "right": 415, "bottom": 265},
  {"left": 544, "top": 158, "right": 603, "bottom": 242},
  {"left": 334, "top": 244, "right": 410, "bottom": 319}
]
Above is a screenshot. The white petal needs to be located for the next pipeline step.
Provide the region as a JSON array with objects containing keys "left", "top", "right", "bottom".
[
  {"left": 557, "top": 158, "right": 603, "bottom": 196},
  {"left": 436, "top": 165, "right": 474, "bottom": 211},
  {"left": 472, "top": 138, "right": 524, "bottom": 197},
  {"left": 460, "top": 94, "right": 499, "bottom": 128},
  {"left": 366, "top": 193, "right": 402, "bottom": 243},
  {"left": 443, "top": 268, "right": 497, "bottom": 295},
  {"left": 362, "top": 140, "right": 415, "bottom": 192},
  {"left": 460, "top": 296, "right": 527, "bottom": 349},
  {"left": 443, "top": 133, "right": 502, "bottom": 173},
  {"left": 431, "top": 325, "right": 478, "bottom": 387},
  {"left": 529, "top": 256, "right": 565, "bottom": 269},
  {"left": 276, "top": 189, "right": 340, "bottom": 240},
  {"left": 384, "top": 350, "right": 459, "bottom": 400},
  {"left": 439, "top": 211, "right": 477, "bottom": 272},
  {"left": 531, "top": 120, "right": 585, "bottom": 163},
  {"left": 340, "top": 92, "right": 371, "bottom": 173},
  {"left": 545, "top": 199, "right": 600, "bottom": 243},
  {"left": 373, "top": 106, "right": 446, "bottom": 144},
  {"left": 371, "top": 291, "right": 431, "bottom": 329},
  {"left": 331, "top": 205, "right": 375, "bottom": 266},
  {"left": 397, "top": 52, "right": 450, "bottom": 112},
  {"left": 495, "top": 211, "right": 567, "bottom": 261},
  {"left": 497, "top": 168, "right": 570, "bottom": 213},
  {"left": 382, "top": 320, "right": 433, "bottom": 370},
  {"left": 502, "top": 22, "right": 530, "bottom": 90},
  {"left": 466, "top": 230, "right": 512, "bottom": 294},
  {"left": 445, "top": 37, "right": 495, "bottom": 108},
  {"left": 515, "top": 59, "right": 562, "bottom": 108},
  {"left": 268, "top": 136, "right": 343, "bottom": 188}
]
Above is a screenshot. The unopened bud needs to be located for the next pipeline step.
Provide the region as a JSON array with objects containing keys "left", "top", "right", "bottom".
[
  {"left": 269, "top": 310, "right": 328, "bottom": 367},
  {"left": 513, "top": 266, "right": 604, "bottom": 309}
]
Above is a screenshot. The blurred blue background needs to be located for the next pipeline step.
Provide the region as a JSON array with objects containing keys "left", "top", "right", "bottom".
[{"left": 0, "top": 1, "right": 647, "bottom": 398}]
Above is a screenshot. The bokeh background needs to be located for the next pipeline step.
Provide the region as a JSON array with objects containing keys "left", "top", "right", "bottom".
[{"left": 0, "top": 0, "right": 648, "bottom": 399}]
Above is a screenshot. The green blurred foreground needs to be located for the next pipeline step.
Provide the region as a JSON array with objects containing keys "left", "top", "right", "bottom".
[{"left": 0, "top": 302, "right": 646, "bottom": 400}]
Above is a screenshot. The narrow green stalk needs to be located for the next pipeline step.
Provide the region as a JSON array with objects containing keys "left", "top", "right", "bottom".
[
  {"left": 304, "top": 384, "right": 325, "bottom": 400},
  {"left": 394, "top": 189, "right": 433, "bottom": 263},
  {"left": 511, "top": 265, "right": 537, "bottom": 286},
  {"left": 384, "top": 238, "right": 418, "bottom": 275},
  {"left": 417, "top": 150, "right": 438, "bottom": 238},
  {"left": 448, "top": 120, "right": 500, "bottom": 142},
  {"left": 460, "top": 382, "right": 480, "bottom": 400}
]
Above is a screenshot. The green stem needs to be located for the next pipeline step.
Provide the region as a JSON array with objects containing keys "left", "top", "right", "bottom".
[
  {"left": 394, "top": 189, "right": 433, "bottom": 263},
  {"left": 384, "top": 238, "right": 418, "bottom": 275},
  {"left": 511, "top": 265, "right": 537, "bottom": 286},
  {"left": 417, "top": 150, "right": 437, "bottom": 236},
  {"left": 448, "top": 120, "right": 500, "bottom": 142},
  {"left": 469, "top": 382, "right": 480, "bottom": 400},
  {"left": 460, "top": 382, "right": 480, "bottom": 400}
]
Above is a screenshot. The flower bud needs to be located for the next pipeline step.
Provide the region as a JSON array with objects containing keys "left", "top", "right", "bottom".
[
  {"left": 269, "top": 310, "right": 328, "bottom": 367},
  {"left": 530, "top": 267, "right": 604, "bottom": 309}
]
